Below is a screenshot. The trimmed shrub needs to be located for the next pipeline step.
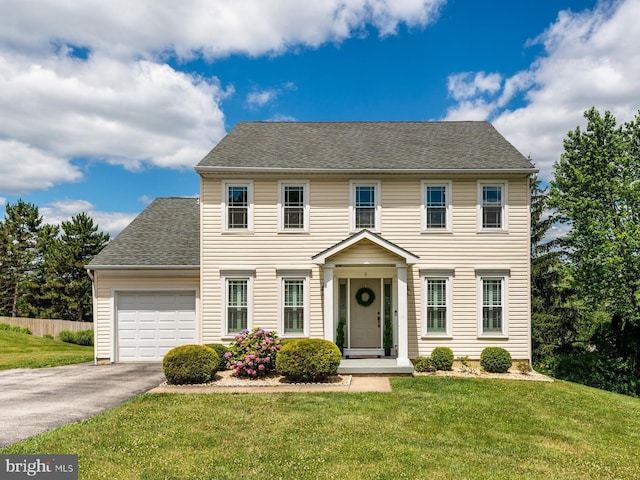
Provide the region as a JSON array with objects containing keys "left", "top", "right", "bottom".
[
  {"left": 431, "top": 347, "right": 454, "bottom": 371},
  {"left": 225, "top": 328, "right": 282, "bottom": 378},
  {"left": 205, "top": 343, "right": 229, "bottom": 371},
  {"left": 276, "top": 339, "right": 342, "bottom": 383},
  {"left": 414, "top": 356, "right": 435, "bottom": 372},
  {"left": 0, "top": 323, "right": 31, "bottom": 334},
  {"left": 480, "top": 347, "right": 512, "bottom": 373},
  {"left": 162, "top": 344, "right": 219, "bottom": 385}
]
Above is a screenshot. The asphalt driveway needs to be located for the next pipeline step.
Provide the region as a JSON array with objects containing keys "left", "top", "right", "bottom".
[{"left": 0, "top": 362, "right": 166, "bottom": 448}]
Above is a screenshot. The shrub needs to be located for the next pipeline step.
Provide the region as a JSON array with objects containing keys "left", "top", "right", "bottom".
[
  {"left": 74, "top": 330, "right": 94, "bottom": 346},
  {"left": 58, "top": 330, "right": 76, "bottom": 343},
  {"left": 517, "top": 360, "right": 532, "bottom": 375},
  {"left": 431, "top": 347, "right": 454, "bottom": 371},
  {"left": 414, "top": 356, "right": 435, "bottom": 372},
  {"left": 162, "top": 344, "right": 219, "bottom": 385},
  {"left": 205, "top": 343, "right": 229, "bottom": 371},
  {"left": 0, "top": 323, "right": 31, "bottom": 334},
  {"left": 43, "top": 334, "right": 54, "bottom": 340},
  {"left": 225, "top": 328, "right": 282, "bottom": 378},
  {"left": 276, "top": 339, "right": 342, "bottom": 382},
  {"left": 480, "top": 347, "right": 512, "bottom": 373}
]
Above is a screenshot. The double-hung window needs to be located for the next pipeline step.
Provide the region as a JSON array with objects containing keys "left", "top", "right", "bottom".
[
  {"left": 478, "top": 181, "right": 508, "bottom": 231},
  {"left": 223, "top": 181, "right": 253, "bottom": 232},
  {"left": 222, "top": 271, "right": 254, "bottom": 336},
  {"left": 278, "top": 271, "right": 310, "bottom": 337},
  {"left": 278, "top": 181, "right": 309, "bottom": 232},
  {"left": 476, "top": 270, "right": 508, "bottom": 337},
  {"left": 421, "top": 270, "right": 453, "bottom": 337},
  {"left": 351, "top": 181, "right": 380, "bottom": 231},
  {"left": 422, "top": 181, "right": 451, "bottom": 231}
]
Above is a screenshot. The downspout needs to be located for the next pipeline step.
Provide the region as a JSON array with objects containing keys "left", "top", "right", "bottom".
[{"left": 86, "top": 269, "right": 98, "bottom": 365}]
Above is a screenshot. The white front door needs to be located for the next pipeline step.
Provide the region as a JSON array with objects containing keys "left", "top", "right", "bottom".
[{"left": 349, "top": 278, "right": 381, "bottom": 351}]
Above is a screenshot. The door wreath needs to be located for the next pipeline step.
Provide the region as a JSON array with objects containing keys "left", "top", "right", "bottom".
[{"left": 355, "top": 287, "right": 376, "bottom": 307}]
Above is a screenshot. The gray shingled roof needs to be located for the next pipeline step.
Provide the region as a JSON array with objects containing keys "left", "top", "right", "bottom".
[
  {"left": 195, "top": 121, "right": 534, "bottom": 172},
  {"left": 88, "top": 197, "right": 199, "bottom": 268}
]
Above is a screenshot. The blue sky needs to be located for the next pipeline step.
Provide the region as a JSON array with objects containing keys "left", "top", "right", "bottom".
[{"left": 1, "top": 0, "right": 639, "bottom": 236}]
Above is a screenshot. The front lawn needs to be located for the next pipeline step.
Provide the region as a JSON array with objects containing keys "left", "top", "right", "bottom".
[
  {"left": 3, "top": 377, "right": 640, "bottom": 479},
  {"left": 0, "top": 330, "right": 94, "bottom": 370}
]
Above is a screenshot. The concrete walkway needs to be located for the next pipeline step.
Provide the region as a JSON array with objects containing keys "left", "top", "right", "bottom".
[{"left": 149, "top": 375, "right": 392, "bottom": 394}]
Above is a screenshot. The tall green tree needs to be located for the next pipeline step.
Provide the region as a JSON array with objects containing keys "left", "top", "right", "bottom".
[
  {"left": 43, "top": 213, "right": 109, "bottom": 321},
  {"left": 0, "top": 200, "right": 44, "bottom": 317},
  {"left": 549, "top": 108, "right": 640, "bottom": 394},
  {"left": 550, "top": 108, "right": 640, "bottom": 327}
]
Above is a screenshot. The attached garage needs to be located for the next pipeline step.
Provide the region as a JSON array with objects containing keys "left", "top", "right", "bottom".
[{"left": 116, "top": 291, "right": 198, "bottom": 361}]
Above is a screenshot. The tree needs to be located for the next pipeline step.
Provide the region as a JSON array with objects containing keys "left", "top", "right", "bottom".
[
  {"left": 43, "top": 213, "right": 109, "bottom": 321},
  {"left": 0, "top": 200, "right": 44, "bottom": 317},
  {"left": 550, "top": 108, "right": 640, "bottom": 327},
  {"left": 549, "top": 108, "right": 640, "bottom": 394}
]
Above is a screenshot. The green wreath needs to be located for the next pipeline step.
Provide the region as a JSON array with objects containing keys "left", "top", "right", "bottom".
[{"left": 355, "top": 287, "right": 376, "bottom": 307}]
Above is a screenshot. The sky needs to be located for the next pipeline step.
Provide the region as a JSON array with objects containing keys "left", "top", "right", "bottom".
[{"left": 1, "top": 0, "right": 639, "bottom": 237}]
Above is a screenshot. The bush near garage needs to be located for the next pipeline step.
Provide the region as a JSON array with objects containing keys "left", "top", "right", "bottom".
[
  {"left": 162, "top": 344, "right": 219, "bottom": 385},
  {"left": 480, "top": 347, "right": 513, "bottom": 373},
  {"left": 58, "top": 329, "right": 93, "bottom": 346},
  {"left": 205, "top": 343, "right": 230, "bottom": 371},
  {"left": 276, "top": 338, "right": 342, "bottom": 383}
]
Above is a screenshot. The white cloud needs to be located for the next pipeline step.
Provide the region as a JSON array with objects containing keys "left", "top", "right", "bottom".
[
  {"left": 0, "top": 0, "right": 445, "bottom": 60},
  {"left": 246, "top": 89, "right": 278, "bottom": 109},
  {"left": 447, "top": 72, "right": 502, "bottom": 101},
  {"left": 444, "top": 0, "right": 640, "bottom": 180},
  {"left": 0, "top": 140, "right": 82, "bottom": 194},
  {"left": 40, "top": 199, "right": 137, "bottom": 237}
]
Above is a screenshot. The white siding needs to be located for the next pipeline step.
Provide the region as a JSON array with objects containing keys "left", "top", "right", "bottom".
[{"left": 200, "top": 173, "right": 531, "bottom": 359}]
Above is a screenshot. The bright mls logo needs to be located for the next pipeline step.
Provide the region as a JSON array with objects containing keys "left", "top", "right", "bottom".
[{"left": 1, "top": 455, "right": 77, "bottom": 479}]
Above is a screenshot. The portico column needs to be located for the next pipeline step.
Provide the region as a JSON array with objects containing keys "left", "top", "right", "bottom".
[
  {"left": 397, "top": 265, "right": 411, "bottom": 366},
  {"left": 323, "top": 265, "right": 334, "bottom": 341}
]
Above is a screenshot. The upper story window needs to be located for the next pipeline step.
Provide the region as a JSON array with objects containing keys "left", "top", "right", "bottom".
[
  {"left": 478, "top": 181, "right": 508, "bottom": 232},
  {"left": 223, "top": 181, "right": 253, "bottom": 232},
  {"left": 278, "top": 181, "right": 309, "bottom": 232},
  {"left": 422, "top": 181, "right": 452, "bottom": 232},
  {"left": 350, "top": 181, "right": 381, "bottom": 231}
]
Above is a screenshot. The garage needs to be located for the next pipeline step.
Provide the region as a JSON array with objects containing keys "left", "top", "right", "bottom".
[{"left": 116, "top": 291, "right": 198, "bottom": 361}]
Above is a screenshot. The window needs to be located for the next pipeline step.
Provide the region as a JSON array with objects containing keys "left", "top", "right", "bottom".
[
  {"left": 476, "top": 271, "right": 508, "bottom": 337},
  {"left": 278, "top": 270, "right": 310, "bottom": 336},
  {"left": 350, "top": 181, "right": 380, "bottom": 231},
  {"left": 222, "top": 271, "right": 254, "bottom": 336},
  {"left": 421, "top": 270, "right": 453, "bottom": 337},
  {"left": 422, "top": 181, "right": 451, "bottom": 231},
  {"left": 478, "top": 181, "right": 508, "bottom": 231},
  {"left": 223, "top": 181, "right": 253, "bottom": 232},
  {"left": 278, "top": 181, "right": 309, "bottom": 231}
]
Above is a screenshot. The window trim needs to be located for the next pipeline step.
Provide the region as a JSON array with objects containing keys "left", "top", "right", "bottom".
[
  {"left": 476, "top": 270, "right": 509, "bottom": 338},
  {"left": 222, "top": 180, "right": 254, "bottom": 233},
  {"left": 277, "top": 270, "right": 310, "bottom": 337},
  {"left": 278, "top": 180, "right": 310, "bottom": 233},
  {"left": 221, "top": 270, "right": 254, "bottom": 337},
  {"left": 477, "top": 180, "right": 508, "bottom": 232},
  {"left": 421, "top": 180, "right": 452, "bottom": 233},
  {"left": 421, "top": 269, "right": 453, "bottom": 338},
  {"left": 349, "top": 180, "right": 381, "bottom": 232}
]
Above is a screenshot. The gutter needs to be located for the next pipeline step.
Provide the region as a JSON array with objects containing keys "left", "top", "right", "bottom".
[
  {"left": 195, "top": 166, "right": 539, "bottom": 175},
  {"left": 85, "top": 265, "right": 200, "bottom": 271}
]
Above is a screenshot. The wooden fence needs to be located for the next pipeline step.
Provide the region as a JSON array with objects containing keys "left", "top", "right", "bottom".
[{"left": 0, "top": 316, "right": 93, "bottom": 337}]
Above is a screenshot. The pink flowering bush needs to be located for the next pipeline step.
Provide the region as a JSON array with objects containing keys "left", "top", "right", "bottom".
[{"left": 225, "top": 328, "right": 282, "bottom": 378}]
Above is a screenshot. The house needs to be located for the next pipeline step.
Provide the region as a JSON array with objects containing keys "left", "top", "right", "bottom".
[{"left": 88, "top": 121, "right": 536, "bottom": 371}]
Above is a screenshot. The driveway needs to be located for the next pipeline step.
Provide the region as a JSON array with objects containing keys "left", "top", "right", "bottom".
[{"left": 0, "top": 362, "right": 166, "bottom": 448}]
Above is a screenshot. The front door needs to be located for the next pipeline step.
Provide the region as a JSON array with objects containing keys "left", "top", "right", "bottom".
[{"left": 349, "top": 278, "right": 381, "bottom": 350}]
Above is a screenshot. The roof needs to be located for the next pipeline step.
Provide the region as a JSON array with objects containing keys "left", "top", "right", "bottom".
[
  {"left": 195, "top": 121, "right": 534, "bottom": 173},
  {"left": 88, "top": 197, "right": 199, "bottom": 269}
]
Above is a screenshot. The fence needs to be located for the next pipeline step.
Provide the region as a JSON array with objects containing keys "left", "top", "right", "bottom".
[{"left": 0, "top": 316, "right": 93, "bottom": 337}]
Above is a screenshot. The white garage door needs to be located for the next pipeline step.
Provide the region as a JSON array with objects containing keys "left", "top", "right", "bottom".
[{"left": 117, "top": 291, "right": 197, "bottom": 361}]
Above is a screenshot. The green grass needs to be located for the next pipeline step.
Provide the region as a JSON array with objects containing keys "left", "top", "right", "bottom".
[
  {"left": 3, "top": 377, "right": 640, "bottom": 479},
  {"left": 0, "top": 329, "right": 93, "bottom": 369}
]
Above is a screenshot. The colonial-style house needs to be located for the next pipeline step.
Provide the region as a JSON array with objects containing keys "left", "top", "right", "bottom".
[{"left": 88, "top": 121, "right": 536, "bottom": 372}]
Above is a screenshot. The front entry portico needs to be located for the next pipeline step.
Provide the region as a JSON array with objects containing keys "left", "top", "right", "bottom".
[{"left": 311, "top": 230, "right": 419, "bottom": 369}]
